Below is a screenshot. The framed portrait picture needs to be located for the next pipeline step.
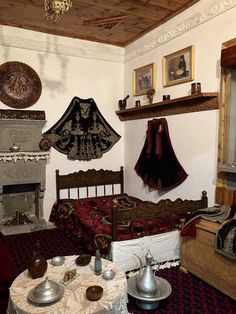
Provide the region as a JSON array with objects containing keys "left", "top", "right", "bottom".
[
  {"left": 163, "top": 45, "right": 194, "bottom": 87},
  {"left": 133, "top": 63, "right": 156, "bottom": 96}
]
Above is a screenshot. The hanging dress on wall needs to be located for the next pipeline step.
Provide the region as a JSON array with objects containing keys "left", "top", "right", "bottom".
[
  {"left": 134, "top": 118, "right": 188, "bottom": 191},
  {"left": 43, "top": 97, "right": 121, "bottom": 160}
]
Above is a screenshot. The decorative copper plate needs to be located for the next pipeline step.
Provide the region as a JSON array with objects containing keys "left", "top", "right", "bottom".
[{"left": 0, "top": 61, "right": 42, "bottom": 108}]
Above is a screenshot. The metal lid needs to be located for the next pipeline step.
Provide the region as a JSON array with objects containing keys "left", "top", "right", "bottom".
[{"left": 28, "top": 277, "right": 64, "bottom": 304}]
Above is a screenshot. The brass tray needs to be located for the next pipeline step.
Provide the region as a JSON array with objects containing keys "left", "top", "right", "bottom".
[{"left": 0, "top": 61, "right": 42, "bottom": 108}]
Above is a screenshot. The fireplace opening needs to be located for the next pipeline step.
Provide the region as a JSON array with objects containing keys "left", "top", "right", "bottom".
[{"left": 2, "top": 183, "right": 40, "bottom": 224}]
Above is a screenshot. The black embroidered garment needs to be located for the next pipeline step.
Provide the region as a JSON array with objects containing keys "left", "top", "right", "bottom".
[
  {"left": 44, "top": 97, "right": 121, "bottom": 160},
  {"left": 134, "top": 118, "right": 188, "bottom": 191}
]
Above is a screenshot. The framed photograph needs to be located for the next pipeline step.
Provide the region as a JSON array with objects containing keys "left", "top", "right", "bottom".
[
  {"left": 133, "top": 63, "right": 156, "bottom": 96},
  {"left": 163, "top": 45, "right": 194, "bottom": 87}
]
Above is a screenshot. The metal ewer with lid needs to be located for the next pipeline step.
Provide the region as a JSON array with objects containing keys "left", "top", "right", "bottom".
[{"left": 134, "top": 250, "right": 158, "bottom": 298}]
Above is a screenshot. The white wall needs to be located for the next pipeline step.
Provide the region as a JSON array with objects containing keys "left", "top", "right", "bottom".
[
  {"left": 0, "top": 0, "right": 236, "bottom": 220},
  {"left": 123, "top": 0, "right": 236, "bottom": 205},
  {"left": 0, "top": 27, "right": 124, "bottom": 220}
]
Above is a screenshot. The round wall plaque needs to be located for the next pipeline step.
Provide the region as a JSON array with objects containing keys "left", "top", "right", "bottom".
[{"left": 0, "top": 61, "right": 42, "bottom": 109}]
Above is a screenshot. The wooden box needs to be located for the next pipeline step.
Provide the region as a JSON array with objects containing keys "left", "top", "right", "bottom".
[{"left": 180, "top": 219, "right": 236, "bottom": 300}]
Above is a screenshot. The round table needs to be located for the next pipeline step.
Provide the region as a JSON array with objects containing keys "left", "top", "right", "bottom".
[{"left": 8, "top": 255, "right": 128, "bottom": 314}]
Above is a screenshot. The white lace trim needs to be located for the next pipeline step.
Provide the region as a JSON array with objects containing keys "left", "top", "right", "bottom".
[
  {"left": 0, "top": 152, "right": 50, "bottom": 163},
  {"left": 126, "top": 259, "right": 180, "bottom": 278}
]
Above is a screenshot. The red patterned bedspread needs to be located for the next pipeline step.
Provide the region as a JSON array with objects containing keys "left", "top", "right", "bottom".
[{"left": 49, "top": 194, "right": 185, "bottom": 253}]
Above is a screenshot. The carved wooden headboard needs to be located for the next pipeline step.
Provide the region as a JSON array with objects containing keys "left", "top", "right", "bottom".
[{"left": 56, "top": 166, "right": 124, "bottom": 201}]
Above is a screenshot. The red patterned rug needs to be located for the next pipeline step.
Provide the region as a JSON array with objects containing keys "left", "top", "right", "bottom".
[
  {"left": 5, "top": 228, "right": 85, "bottom": 279},
  {"left": 4, "top": 228, "right": 236, "bottom": 314},
  {"left": 127, "top": 266, "right": 236, "bottom": 313}
]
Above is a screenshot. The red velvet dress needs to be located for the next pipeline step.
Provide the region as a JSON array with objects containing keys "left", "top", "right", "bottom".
[{"left": 134, "top": 118, "right": 188, "bottom": 191}]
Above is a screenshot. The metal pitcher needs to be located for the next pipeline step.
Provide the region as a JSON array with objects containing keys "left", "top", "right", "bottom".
[{"left": 134, "top": 250, "right": 158, "bottom": 298}]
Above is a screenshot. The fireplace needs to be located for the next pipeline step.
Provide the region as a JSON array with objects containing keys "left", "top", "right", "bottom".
[
  {"left": 0, "top": 109, "right": 49, "bottom": 235},
  {"left": 3, "top": 183, "right": 40, "bottom": 223}
]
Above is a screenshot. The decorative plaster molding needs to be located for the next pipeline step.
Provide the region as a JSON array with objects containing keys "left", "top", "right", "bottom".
[
  {"left": 0, "top": 28, "right": 124, "bottom": 64},
  {"left": 124, "top": 0, "right": 236, "bottom": 62},
  {"left": 0, "top": 0, "right": 235, "bottom": 63}
]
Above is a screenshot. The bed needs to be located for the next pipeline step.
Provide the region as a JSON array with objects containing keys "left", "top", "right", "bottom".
[{"left": 49, "top": 166, "right": 208, "bottom": 272}]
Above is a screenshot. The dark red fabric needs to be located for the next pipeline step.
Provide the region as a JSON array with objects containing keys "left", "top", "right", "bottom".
[
  {"left": 0, "top": 232, "right": 14, "bottom": 313},
  {"left": 134, "top": 118, "right": 188, "bottom": 191},
  {"left": 49, "top": 194, "right": 186, "bottom": 254},
  {"left": 180, "top": 217, "right": 201, "bottom": 237}
]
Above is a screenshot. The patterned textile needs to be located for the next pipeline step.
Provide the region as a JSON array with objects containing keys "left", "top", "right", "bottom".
[
  {"left": 44, "top": 97, "right": 121, "bottom": 160},
  {"left": 180, "top": 205, "right": 232, "bottom": 237},
  {"left": 216, "top": 218, "right": 236, "bottom": 259},
  {"left": 127, "top": 266, "right": 236, "bottom": 314},
  {"left": 49, "top": 194, "right": 187, "bottom": 254}
]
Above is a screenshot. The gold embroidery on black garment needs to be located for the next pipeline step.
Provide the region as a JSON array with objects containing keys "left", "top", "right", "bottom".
[{"left": 44, "top": 97, "right": 121, "bottom": 160}]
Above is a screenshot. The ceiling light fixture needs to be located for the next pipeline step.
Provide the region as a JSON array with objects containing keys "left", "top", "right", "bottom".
[{"left": 44, "top": 0, "right": 72, "bottom": 23}]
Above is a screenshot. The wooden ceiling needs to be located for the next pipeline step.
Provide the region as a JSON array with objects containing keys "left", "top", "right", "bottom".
[{"left": 0, "top": 0, "right": 199, "bottom": 47}]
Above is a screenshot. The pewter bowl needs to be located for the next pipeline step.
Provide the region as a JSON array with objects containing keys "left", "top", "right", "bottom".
[
  {"left": 51, "top": 256, "right": 65, "bottom": 266},
  {"left": 28, "top": 277, "right": 64, "bottom": 304},
  {"left": 102, "top": 269, "right": 116, "bottom": 280}
]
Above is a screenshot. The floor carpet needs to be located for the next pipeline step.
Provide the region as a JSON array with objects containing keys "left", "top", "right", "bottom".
[
  {"left": 127, "top": 267, "right": 236, "bottom": 314},
  {"left": 4, "top": 228, "right": 236, "bottom": 314},
  {"left": 5, "top": 228, "right": 85, "bottom": 279}
]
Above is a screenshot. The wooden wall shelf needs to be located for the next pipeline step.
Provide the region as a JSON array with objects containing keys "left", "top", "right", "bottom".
[
  {"left": 218, "top": 164, "right": 236, "bottom": 174},
  {"left": 115, "top": 93, "right": 218, "bottom": 121}
]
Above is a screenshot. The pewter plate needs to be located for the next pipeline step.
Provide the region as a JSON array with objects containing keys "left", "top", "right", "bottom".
[
  {"left": 127, "top": 276, "right": 172, "bottom": 302},
  {"left": 28, "top": 283, "right": 64, "bottom": 305}
]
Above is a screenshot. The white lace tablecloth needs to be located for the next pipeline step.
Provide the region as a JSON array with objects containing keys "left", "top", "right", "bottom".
[{"left": 7, "top": 255, "right": 128, "bottom": 314}]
